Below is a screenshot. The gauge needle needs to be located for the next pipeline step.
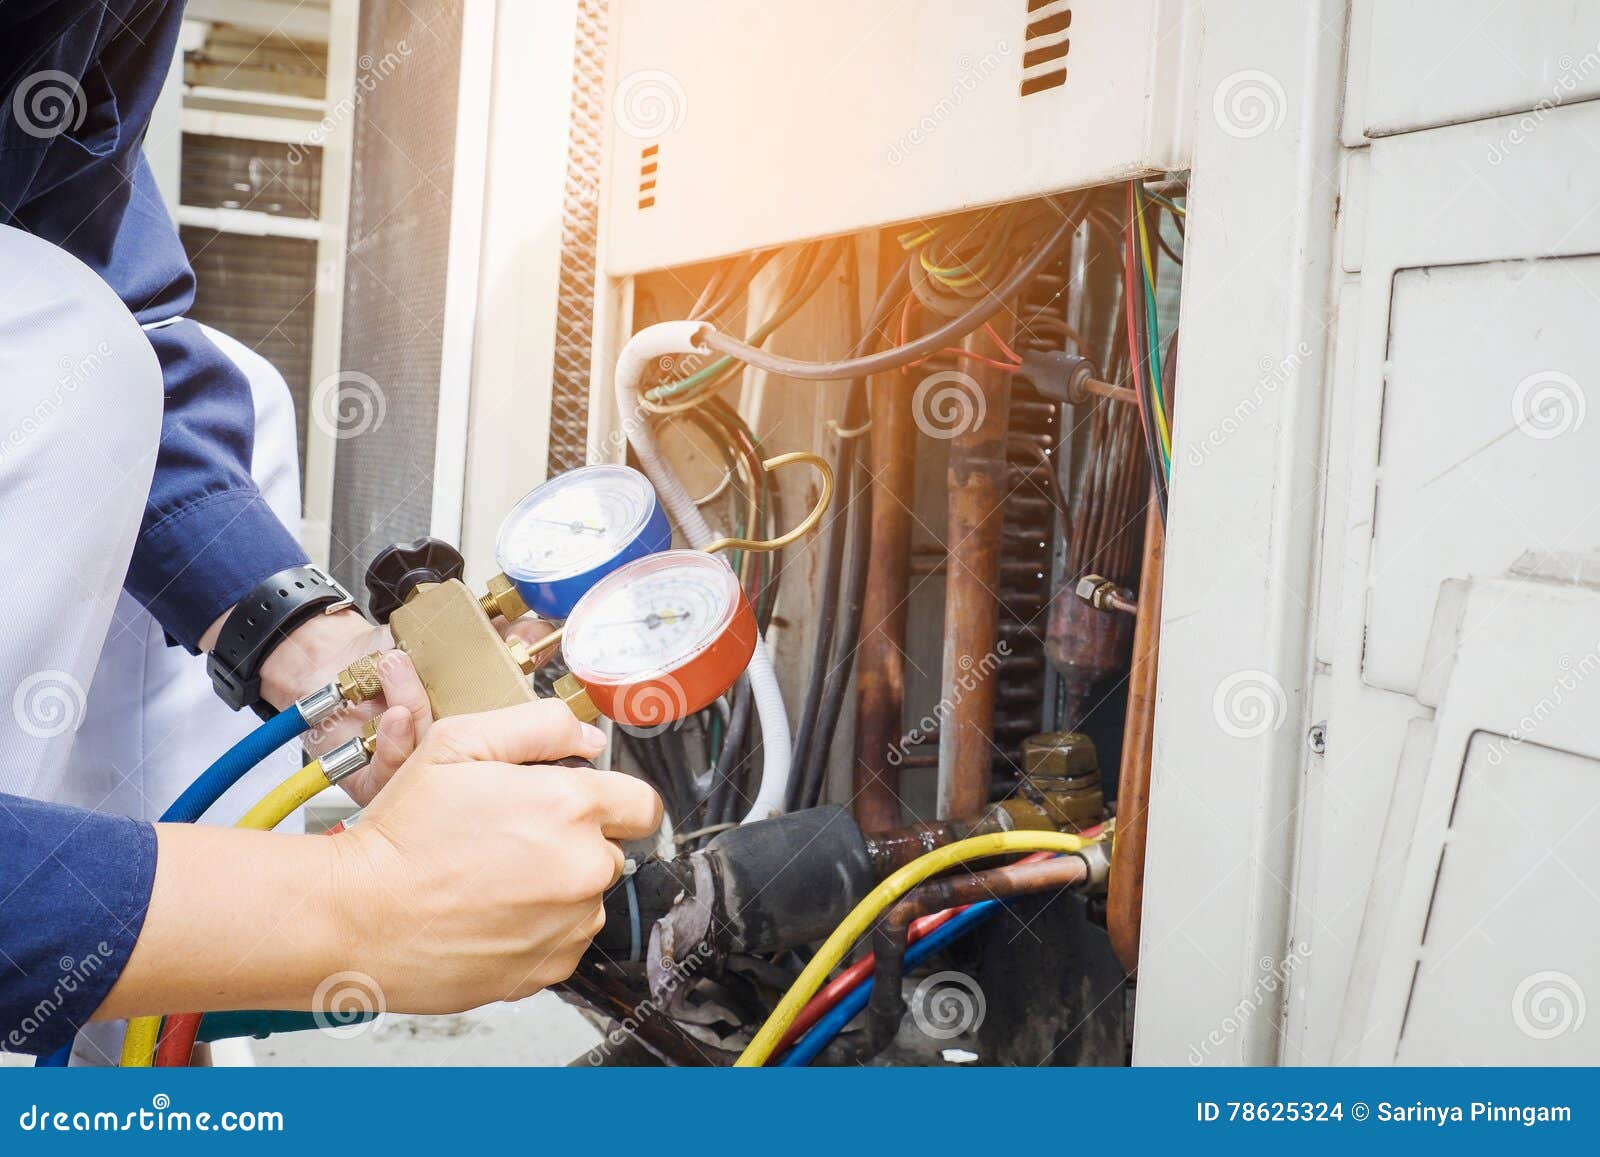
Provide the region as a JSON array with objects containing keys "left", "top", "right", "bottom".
[
  {"left": 599, "top": 610, "right": 691, "bottom": 630},
  {"left": 531, "top": 517, "right": 607, "bottom": 535}
]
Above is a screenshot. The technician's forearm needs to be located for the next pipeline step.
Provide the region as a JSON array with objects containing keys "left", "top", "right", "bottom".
[{"left": 95, "top": 824, "right": 354, "bottom": 1021}]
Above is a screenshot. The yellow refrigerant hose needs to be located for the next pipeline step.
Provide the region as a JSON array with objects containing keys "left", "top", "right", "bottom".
[
  {"left": 119, "top": 759, "right": 334, "bottom": 1068},
  {"left": 734, "top": 829, "right": 1099, "bottom": 1066}
]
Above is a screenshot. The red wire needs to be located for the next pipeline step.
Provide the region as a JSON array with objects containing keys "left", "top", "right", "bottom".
[
  {"left": 933, "top": 349, "right": 1023, "bottom": 372},
  {"left": 981, "top": 321, "right": 1022, "bottom": 365},
  {"left": 770, "top": 848, "right": 1069, "bottom": 1058}
]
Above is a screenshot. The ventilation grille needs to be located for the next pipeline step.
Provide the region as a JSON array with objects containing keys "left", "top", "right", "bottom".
[
  {"left": 179, "top": 227, "right": 316, "bottom": 478},
  {"left": 638, "top": 144, "right": 658, "bottom": 209},
  {"left": 331, "top": 0, "right": 462, "bottom": 601},
  {"left": 181, "top": 134, "right": 322, "bottom": 219},
  {"left": 545, "top": 0, "right": 610, "bottom": 476},
  {"left": 1020, "top": 0, "right": 1071, "bottom": 97}
]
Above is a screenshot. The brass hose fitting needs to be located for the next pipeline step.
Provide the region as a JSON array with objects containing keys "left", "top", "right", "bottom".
[{"left": 337, "top": 653, "right": 384, "bottom": 704}]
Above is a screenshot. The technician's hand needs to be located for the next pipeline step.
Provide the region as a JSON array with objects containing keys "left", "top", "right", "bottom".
[
  {"left": 333, "top": 700, "right": 662, "bottom": 1011},
  {"left": 242, "top": 607, "right": 558, "bottom": 805}
]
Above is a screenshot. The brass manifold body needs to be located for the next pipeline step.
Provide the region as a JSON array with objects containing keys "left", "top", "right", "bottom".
[{"left": 339, "top": 576, "right": 595, "bottom": 724}]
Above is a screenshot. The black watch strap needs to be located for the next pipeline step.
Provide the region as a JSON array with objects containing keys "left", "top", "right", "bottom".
[{"left": 207, "top": 565, "right": 356, "bottom": 719}]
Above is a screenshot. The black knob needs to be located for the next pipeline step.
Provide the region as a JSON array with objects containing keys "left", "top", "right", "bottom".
[{"left": 364, "top": 537, "right": 465, "bottom": 624}]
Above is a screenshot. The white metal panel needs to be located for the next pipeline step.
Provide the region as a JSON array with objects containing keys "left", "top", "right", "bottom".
[
  {"left": 1354, "top": 0, "right": 1600, "bottom": 140},
  {"left": 1365, "top": 258, "right": 1600, "bottom": 694},
  {"left": 458, "top": 0, "right": 578, "bottom": 582},
  {"left": 1289, "top": 93, "right": 1600, "bottom": 1064},
  {"left": 599, "top": 0, "right": 1197, "bottom": 274},
  {"left": 1132, "top": 0, "right": 1346, "bottom": 1065},
  {"left": 1346, "top": 572, "right": 1600, "bottom": 1063}
]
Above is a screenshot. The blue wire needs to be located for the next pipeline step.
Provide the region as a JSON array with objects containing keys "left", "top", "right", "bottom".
[
  {"left": 35, "top": 705, "right": 312, "bottom": 1067},
  {"left": 776, "top": 899, "right": 1002, "bottom": 1067}
]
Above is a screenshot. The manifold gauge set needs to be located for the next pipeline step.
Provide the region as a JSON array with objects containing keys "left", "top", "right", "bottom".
[{"left": 493, "top": 465, "right": 756, "bottom": 728}]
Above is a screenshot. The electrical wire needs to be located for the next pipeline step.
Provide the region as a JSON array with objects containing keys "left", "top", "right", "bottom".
[
  {"left": 733, "top": 829, "right": 1097, "bottom": 1066},
  {"left": 699, "top": 195, "right": 1088, "bottom": 383},
  {"left": 128, "top": 759, "right": 335, "bottom": 1068}
]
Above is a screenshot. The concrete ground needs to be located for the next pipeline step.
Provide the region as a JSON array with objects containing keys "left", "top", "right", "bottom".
[{"left": 239, "top": 993, "right": 604, "bottom": 1067}]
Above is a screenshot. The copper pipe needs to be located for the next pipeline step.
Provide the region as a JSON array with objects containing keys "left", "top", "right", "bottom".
[
  {"left": 1076, "top": 376, "right": 1139, "bottom": 407},
  {"left": 852, "top": 366, "right": 916, "bottom": 832},
  {"left": 936, "top": 328, "right": 1013, "bottom": 820},
  {"left": 850, "top": 853, "right": 1089, "bottom": 1064},
  {"left": 1108, "top": 490, "right": 1164, "bottom": 973}
]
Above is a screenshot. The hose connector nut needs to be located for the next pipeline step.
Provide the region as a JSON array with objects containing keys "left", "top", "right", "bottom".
[
  {"left": 296, "top": 682, "right": 347, "bottom": 727},
  {"left": 321, "top": 736, "right": 371, "bottom": 786},
  {"left": 1070, "top": 840, "right": 1112, "bottom": 894},
  {"left": 479, "top": 573, "right": 531, "bottom": 623},
  {"left": 337, "top": 653, "right": 384, "bottom": 704},
  {"left": 1074, "top": 574, "right": 1138, "bottom": 616}
]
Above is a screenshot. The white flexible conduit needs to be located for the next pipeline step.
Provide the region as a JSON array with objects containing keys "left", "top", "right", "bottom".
[{"left": 613, "top": 321, "right": 791, "bottom": 823}]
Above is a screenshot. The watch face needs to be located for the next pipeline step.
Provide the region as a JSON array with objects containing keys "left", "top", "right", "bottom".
[
  {"left": 495, "top": 465, "right": 658, "bottom": 584},
  {"left": 563, "top": 550, "right": 744, "bottom": 684}
]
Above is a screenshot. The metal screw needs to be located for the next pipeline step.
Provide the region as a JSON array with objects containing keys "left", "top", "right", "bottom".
[{"left": 1307, "top": 723, "right": 1327, "bottom": 755}]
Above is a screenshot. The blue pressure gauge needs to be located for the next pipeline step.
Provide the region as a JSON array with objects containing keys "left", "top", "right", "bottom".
[{"left": 494, "top": 464, "right": 672, "bottom": 620}]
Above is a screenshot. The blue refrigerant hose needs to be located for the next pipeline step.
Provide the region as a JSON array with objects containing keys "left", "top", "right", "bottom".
[
  {"left": 161, "top": 704, "right": 313, "bottom": 824},
  {"left": 36, "top": 700, "right": 323, "bottom": 1067},
  {"left": 776, "top": 899, "right": 1003, "bottom": 1067}
]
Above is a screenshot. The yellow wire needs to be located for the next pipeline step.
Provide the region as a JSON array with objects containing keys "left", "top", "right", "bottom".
[
  {"left": 120, "top": 760, "right": 333, "bottom": 1068},
  {"left": 733, "top": 829, "right": 1098, "bottom": 1066},
  {"left": 1134, "top": 199, "right": 1174, "bottom": 461}
]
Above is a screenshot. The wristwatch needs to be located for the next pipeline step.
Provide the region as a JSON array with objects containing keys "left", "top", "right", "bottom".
[{"left": 207, "top": 565, "right": 356, "bottom": 719}]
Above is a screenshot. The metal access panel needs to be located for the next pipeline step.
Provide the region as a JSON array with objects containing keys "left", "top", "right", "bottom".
[{"left": 600, "top": 0, "right": 1196, "bottom": 274}]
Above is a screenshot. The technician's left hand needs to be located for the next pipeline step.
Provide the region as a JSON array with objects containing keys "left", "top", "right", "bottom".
[{"left": 249, "top": 608, "right": 558, "bottom": 805}]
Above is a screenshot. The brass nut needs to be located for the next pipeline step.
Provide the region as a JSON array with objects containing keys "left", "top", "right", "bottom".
[
  {"left": 553, "top": 673, "right": 601, "bottom": 724},
  {"left": 337, "top": 654, "right": 383, "bottom": 704},
  {"left": 480, "top": 573, "right": 531, "bottom": 623},
  {"left": 506, "top": 637, "right": 537, "bottom": 675}
]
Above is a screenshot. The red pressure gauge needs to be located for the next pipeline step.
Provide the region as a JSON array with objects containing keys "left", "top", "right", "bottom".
[{"left": 561, "top": 550, "right": 757, "bottom": 729}]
